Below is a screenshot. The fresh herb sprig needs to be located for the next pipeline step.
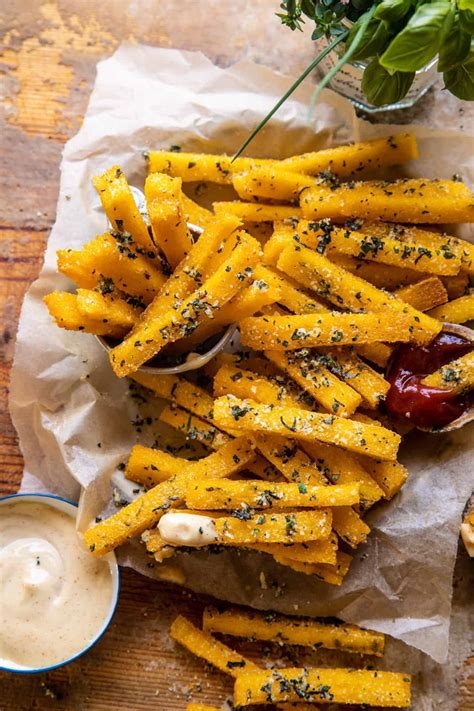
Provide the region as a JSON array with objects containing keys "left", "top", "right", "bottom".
[{"left": 234, "top": 0, "right": 473, "bottom": 159}]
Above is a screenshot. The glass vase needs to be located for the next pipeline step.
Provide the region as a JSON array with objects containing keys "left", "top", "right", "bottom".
[{"left": 315, "top": 38, "right": 438, "bottom": 113}]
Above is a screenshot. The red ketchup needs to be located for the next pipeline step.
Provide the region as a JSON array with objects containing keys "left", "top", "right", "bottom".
[{"left": 385, "top": 332, "right": 473, "bottom": 430}]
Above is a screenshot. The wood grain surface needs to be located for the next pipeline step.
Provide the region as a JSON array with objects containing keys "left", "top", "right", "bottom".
[{"left": 0, "top": 2, "right": 472, "bottom": 709}]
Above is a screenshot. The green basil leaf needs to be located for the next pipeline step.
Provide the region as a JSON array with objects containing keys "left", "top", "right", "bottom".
[
  {"left": 459, "top": 7, "right": 474, "bottom": 33},
  {"left": 438, "top": 22, "right": 471, "bottom": 71},
  {"left": 347, "top": 15, "right": 393, "bottom": 60},
  {"left": 362, "top": 58, "right": 415, "bottom": 105},
  {"left": 374, "top": 0, "right": 413, "bottom": 24},
  {"left": 443, "top": 44, "right": 474, "bottom": 99},
  {"left": 380, "top": 1, "right": 454, "bottom": 73},
  {"left": 458, "top": 0, "right": 474, "bottom": 10}
]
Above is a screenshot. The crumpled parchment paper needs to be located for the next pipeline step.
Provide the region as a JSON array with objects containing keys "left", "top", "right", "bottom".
[{"left": 8, "top": 45, "right": 473, "bottom": 703}]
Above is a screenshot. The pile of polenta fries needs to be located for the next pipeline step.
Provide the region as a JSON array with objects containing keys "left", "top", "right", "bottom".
[
  {"left": 171, "top": 606, "right": 412, "bottom": 708},
  {"left": 44, "top": 133, "right": 474, "bottom": 586}
]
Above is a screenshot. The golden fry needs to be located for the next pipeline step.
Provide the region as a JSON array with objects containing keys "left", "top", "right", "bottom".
[
  {"left": 300, "top": 177, "right": 474, "bottom": 224},
  {"left": 214, "top": 395, "right": 401, "bottom": 460}
]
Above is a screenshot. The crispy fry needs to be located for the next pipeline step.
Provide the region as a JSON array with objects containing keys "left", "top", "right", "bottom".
[
  {"left": 427, "top": 294, "right": 474, "bottom": 324},
  {"left": 186, "top": 705, "right": 221, "bottom": 711},
  {"left": 294, "top": 220, "right": 462, "bottom": 275},
  {"left": 214, "top": 509, "right": 332, "bottom": 544},
  {"left": 159, "top": 405, "right": 231, "bottom": 450},
  {"left": 394, "top": 277, "right": 448, "bottom": 312},
  {"left": 421, "top": 351, "right": 474, "bottom": 394},
  {"left": 300, "top": 177, "right": 474, "bottom": 224},
  {"left": 110, "top": 233, "right": 261, "bottom": 376},
  {"left": 273, "top": 550, "right": 352, "bottom": 585},
  {"left": 76, "top": 288, "right": 141, "bottom": 328},
  {"left": 181, "top": 193, "right": 214, "bottom": 228},
  {"left": 185, "top": 479, "right": 360, "bottom": 510},
  {"left": 233, "top": 667, "right": 412, "bottom": 707},
  {"left": 253, "top": 434, "right": 326, "bottom": 486},
  {"left": 130, "top": 373, "right": 217, "bottom": 421},
  {"left": 219, "top": 345, "right": 376, "bottom": 519},
  {"left": 203, "top": 606, "right": 384, "bottom": 655},
  {"left": 83, "top": 436, "right": 255, "bottom": 556},
  {"left": 257, "top": 266, "right": 329, "bottom": 314},
  {"left": 257, "top": 264, "right": 392, "bottom": 367},
  {"left": 354, "top": 342, "right": 393, "bottom": 368},
  {"left": 280, "top": 133, "right": 418, "bottom": 176},
  {"left": 147, "top": 150, "right": 273, "bottom": 183},
  {"left": 277, "top": 241, "right": 442, "bottom": 343},
  {"left": 145, "top": 173, "right": 193, "bottom": 268},
  {"left": 141, "top": 527, "right": 175, "bottom": 562},
  {"left": 442, "top": 273, "right": 470, "bottom": 300},
  {"left": 252, "top": 534, "right": 338, "bottom": 565},
  {"left": 170, "top": 615, "right": 260, "bottom": 678},
  {"left": 126, "top": 436, "right": 256, "bottom": 488},
  {"left": 121, "top": 212, "right": 241, "bottom": 337},
  {"left": 57, "top": 233, "right": 166, "bottom": 303},
  {"left": 214, "top": 363, "right": 308, "bottom": 411},
  {"left": 356, "top": 456, "right": 408, "bottom": 500},
  {"left": 214, "top": 202, "right": 302, "bottom": 222},
  {"left": 93, "top": 166, "right": 155, "bottom": 252},
  {"left": 263, "top": 226, "right": 297, "bottom": 266},
  {"left": 44, "top": 292, "right": 128, "bottom": 338},
  {"left": 132, "top": 372, "right": 280, "bottom": 481},
  {"left": 214, "top": 395, "right": 401, "bottom": 460},
  {"left": 329, "top": 252, "right": 423, "bottom": 290},
  {"left": 265, "top": 349, "right": 362, "bottom": 417},
  {"left": 312, "top": 348, "right": 390, "bottom": 409},
  {"left": 360, "top": 221, "right": 474, "bottom": 276},
  {"left": 169, "top": 274, "right": 279, "bottom": 354},
  {"left": 299, "top": 439, "right": 383, "bottom": 513},
  {"left": 233, "top": 168, "right": 314, "bottom": 202},
  {"left": 238, "top": 381, "right": 380, "bottom": 518},
  {"left": 240, "top": 312, "right": 414, "bottom": 350},
  {"left": 331, "top": 507, "right": 370, "bottom": 548}
]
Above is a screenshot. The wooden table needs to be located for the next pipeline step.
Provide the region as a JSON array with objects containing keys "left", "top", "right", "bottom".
[{"left": 0, "top": 2, "right": 473, "bottom": 708}]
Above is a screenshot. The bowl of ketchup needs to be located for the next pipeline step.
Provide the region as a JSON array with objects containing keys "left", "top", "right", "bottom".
[{"left": 385, "top": 324, "right": 474, "bottom": 432}]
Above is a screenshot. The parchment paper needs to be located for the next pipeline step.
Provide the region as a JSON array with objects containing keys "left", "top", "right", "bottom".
[{"left": 8, "top": 45, "right": 473, "bottom": 704}]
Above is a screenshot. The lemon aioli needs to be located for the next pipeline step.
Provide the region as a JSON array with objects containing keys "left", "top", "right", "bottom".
[
  {"left": 158, "top": 511, "right": 218, "bottom": 547},
  {"left": 0, "top": 500, "right": 115, "bottom": 670}
]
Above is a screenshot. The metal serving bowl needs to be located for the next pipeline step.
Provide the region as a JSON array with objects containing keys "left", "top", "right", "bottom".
[{"left": 424, "top": 322, "right": 474, "bottom": 433}]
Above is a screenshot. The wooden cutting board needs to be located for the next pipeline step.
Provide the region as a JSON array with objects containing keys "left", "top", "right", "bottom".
[{"left": 0, "top": 1, "right": 472, "bottom": 708}]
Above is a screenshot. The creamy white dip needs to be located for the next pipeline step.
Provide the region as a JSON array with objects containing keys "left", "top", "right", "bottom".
[
  {"left": 158, "top": 512, "right": 218, "bottom": 547},
  {"left": 0, "top": 501, "right": 115, "bottom": 670}
]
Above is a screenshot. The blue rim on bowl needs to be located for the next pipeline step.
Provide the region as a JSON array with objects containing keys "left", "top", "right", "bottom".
[{"left": 0, "top": 492, "right": 120, "bottom": 674}]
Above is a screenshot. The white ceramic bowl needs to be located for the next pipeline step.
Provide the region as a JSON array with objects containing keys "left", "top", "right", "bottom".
[{"left": 0, "top": 492, "right": 120, "bottom": 674}]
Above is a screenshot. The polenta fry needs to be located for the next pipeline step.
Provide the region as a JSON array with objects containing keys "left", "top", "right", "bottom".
[
  {"left": 126, "top": 436, "right": 256, "bottom": 488},
  {"left": 57, "top": 232, "right": 167, "bottom": 302},
  {"left": 280, "top": 133, "right": 418, "bottom": 176},
  {"left": 93, "top": 166, "right": 156, "bottom": 253},
  {"left": 145, "top": 173, "right": 193, "bottom": 268},
  {"left": 233, "top": 667, "right": 411, "bottom": 707},
  {"left": 300, "top": 177, "right": 474, "bottom": 224},
  {"left": 203, "top": 606, "right": 384, "bottom": 655},
  {"left": 427, "top": 294, "right": 474, "bottom": 324},
  {"left": 185, "top": 479, "right": 360, "bottom": 510},
  {"left": 170, "top": 615, "right": 260, "bottom": 678},
  {"left": 83, "top": 435, "right": 255, "bottom": 555},
  {"left": 44, "top": 292, "right": 128, "bottom": 338},
  {"left": 277, "top": 241, "right": 442, "bottom": 343},
  {"left": 110, "top": 233, "right": 261, "bottom": 376},
  {"left": 214, "top": 395, "right": 401, "bottom": 460},
  {"left": 421, "top": 351, "right": 474, "bottom": 394},
  {"left": 240, "top": 312, "right": 414, "bottom": 350}
]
